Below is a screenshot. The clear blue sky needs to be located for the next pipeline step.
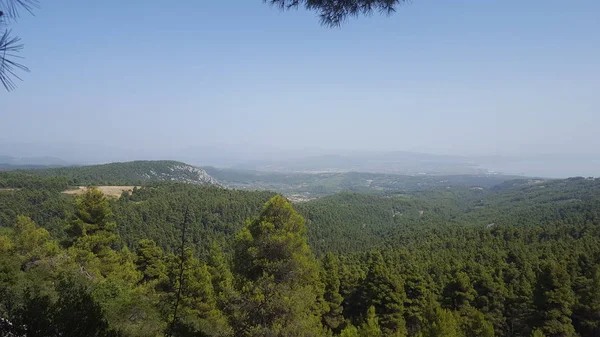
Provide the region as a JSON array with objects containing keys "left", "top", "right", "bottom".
[{"left": 2, "top": 0, "right": 600, "bottom": 157}]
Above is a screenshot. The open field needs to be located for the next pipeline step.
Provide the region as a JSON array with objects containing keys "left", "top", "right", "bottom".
[
  {"left": 63, "top": 186, "right": 137, "bottom": 198},
  {"left": 0, "top": 188, "right": 19, "bottom": 192}
]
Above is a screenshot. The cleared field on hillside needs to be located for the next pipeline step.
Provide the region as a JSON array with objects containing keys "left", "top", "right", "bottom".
[
  {"left": 0, "top": 188, "right": 19, "bottom": 192},
  {"left": 63, "top": 186, "right": 137, "bottom": 198}
]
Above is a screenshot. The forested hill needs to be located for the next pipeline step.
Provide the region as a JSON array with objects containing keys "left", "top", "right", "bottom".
[
  {"left": 203, "top": 166, "right": 527, "bottom": 200},
  {"left": 299, "top": 177, "right": 600, "bottom": 254},
  {"left": 20, "top": 160, "right": 220, "bottom": 186}
]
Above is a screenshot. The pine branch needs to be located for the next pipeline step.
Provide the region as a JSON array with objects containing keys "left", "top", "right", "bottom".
[
  {"left": 0, "top": 0, "right": 38, "bottom": 91},
  {"left": 0, "top": 0, "right": 38, "bottom": 20},
  {"left": 0, "top": 29, "right": 28, "bottom": 91},
  {"left": 265, "top": 0, "right": 408, "bottom": 27}
]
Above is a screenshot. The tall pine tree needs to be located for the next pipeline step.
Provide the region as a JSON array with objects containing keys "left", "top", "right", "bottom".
[
  {"left": 233, "top": 195, "right": 324, "bottom": 337},
  {"left": 532, "top": 262, "right": 576, "bottom": 337},
  {"left": 320, "top": 252, "right": 345, "bottom": 334}
]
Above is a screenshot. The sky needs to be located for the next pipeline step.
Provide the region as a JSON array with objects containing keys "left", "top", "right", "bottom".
[{"left": 2, "top": 0, "right": 600, "bottom": 161}]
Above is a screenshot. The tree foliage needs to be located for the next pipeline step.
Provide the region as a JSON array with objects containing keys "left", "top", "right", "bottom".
[
  {"left": 232, "top": 195, "right": 323, "bottom": 336},
  {"left": 0, "top": 0, "right": 37, "bottom": 90},
  {"left": 265, "top": 0, "right": 408, "bottom": 27}
]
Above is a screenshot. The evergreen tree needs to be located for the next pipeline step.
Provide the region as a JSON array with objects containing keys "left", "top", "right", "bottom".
[
  {"left": 233, "top": 195, "right": 323, "bottom": 337},
  {"left": 461, "top": 306, "right": 495, "bottom": 337},
  {"left": 340, "top": 324, "right": 360, "bottom": 337},
  {"left": 65, "top": 188, "right": 124, "bottom": 280},
  {"left": 422, "top": 298, "right": 463, "bottom": 337},
  {"left": 12, "top": 215, "right": 59, "bottom": 268},
  {"left": 162, "top": 248, "right": 230, "bottom": 337},
  {"left": 443, "top": 271, "right": 476, "bottom": 312},
  {"left": 531, "top": 329, "right": 546, "bottom": 337},
  {"left": 53, "top": 279, "right": 122, "bottom": 337},
  {"left": 403, "top": 266, "right": 430, "bottom": 336},
  {"left": 320, "top": 252, "right": 345, "bottom": 334},
  {"left": 504, "top": 265, "right": 535, "bottom": 337},
  {"left": 472, "top": 269, "right": 505, "bottom": 333},
  {"left": 572, "top": 266, "right": 600, "bottom": 336},
  {"left": 532, "top": 262, "right": 576, "bottom": 337},
  {"left": 206, "top": 241, "right": 234, "bottom": 308},
  {"left": 360, "top": 252, "right": 407, "bottom": 336},
  {"left": 13, "top": 279, "right": 121, "bottom": 337},
  {"left": 68, "top": 187, "right": 118, "bottom": 256},
  {"left": 358, "top": 306, "right": 382, "bottom": 337},
  {"left": 13, "top": 289, "right": 56, "bottom": 337},
  {"left": 0, "top": 235, "right": 12, "bottom": 253},
  {"left": 135, "top": 239, "right": 167, "bottom": 283}
]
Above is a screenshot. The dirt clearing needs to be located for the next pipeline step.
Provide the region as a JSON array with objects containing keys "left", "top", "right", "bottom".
[
  {"left": 63, "top": 186, "right": 138, "bottom": 198},
  {"left": 0, "top": 188, "right": 19, "bottom": 192}
]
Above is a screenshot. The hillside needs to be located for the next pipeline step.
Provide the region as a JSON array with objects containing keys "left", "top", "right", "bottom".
[
  {"left": 298, "top": 177, "right": 600, "bottom": 254},
  {"left": 23, "top": 160, "right": 220, "bottom": 186},
  {"left": 3, "top": 170, "right": 596, "bottom": 256},
  {"left": 204, "top": 166, "right": 527, "bottom": 200}
]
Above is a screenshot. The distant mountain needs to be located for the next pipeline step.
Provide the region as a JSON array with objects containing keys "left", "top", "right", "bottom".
[
  {"left": 26, "top": 160, "right": 220, "bottom": 186},
  {"left": 232, "top": 151, "right": 486, "bottom": 175},
  {"left": 0, "top": 155, "right": 69, "bottom": 168}
]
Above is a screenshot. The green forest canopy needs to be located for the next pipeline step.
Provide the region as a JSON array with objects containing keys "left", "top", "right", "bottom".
[{"left": 1, "top": 172, "right": 600, "bottom": 336}]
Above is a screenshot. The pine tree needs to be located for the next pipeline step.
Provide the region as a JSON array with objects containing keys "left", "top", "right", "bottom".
[
  {"left": 403, "top": 266, "right": 430, "bottom": 336},
  {"left": 360, "top": 253, "right": 407, "bottom": 336},
  {"left": 531, "top": 328, "right": 546, "bottom": 337},
  {"left": 233, "top": 195, "right": 323, "bottom": 337},
  {"left": 163, "top": 249, "right": 230, "bottom": 337},
  {"left": 339, "top": 259, "right": 367, "bottom": 323},
  {"left": 68, "top": 187, "right": 118, "bottom": 256},
  {"left": 572, "top": 266, "right": 600, "bottom": 336},
  {"left": 533, "top": 262, "right": 576, "bottom": 337},
  {"left": 135, "top": 239, "right": 167, "bottom": 283},
  {"left": 206, "top": 241, "right": 235, "bottom": 310},
  {"left": 443, "top": 271, "right": 476, "bottom": 312},
  {"left": 320, "top": 252, "right": 345, "bottom": 334},
  {"left": 461, "top": 306, "right": 495, "bottom": 337},
  {"left": 0, "top": 235, "right": 11, "bottom": 251},
  {"left": 422, "top": 297, "right": 463, "bottom": 337},
  {"left": 504, "top": 265, "right": 535, "bottom": 337},
  {"left": 472, "top": 269, "right": 505, "bottom": 333},
  {"left": 65, "top": 188, "right": 125, "bottom": 280},
  {"left": 358, "top": 306, "right": 382, "bottom": 337},
  {"left": 12, "top": 216, "right": 58, "bottom": 268},
  {"left": 340, "top": 324, "right": 360, "bottom": 337},
  {"left": 14, "top": 279, "right": 121, "bottom": 337}
]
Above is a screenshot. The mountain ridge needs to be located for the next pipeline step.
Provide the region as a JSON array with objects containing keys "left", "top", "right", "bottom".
[{"left": 20, "top": 160, "right": 220, "bottom": 186}]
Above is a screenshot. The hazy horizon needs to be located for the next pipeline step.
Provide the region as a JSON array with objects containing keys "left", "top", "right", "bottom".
[
  {"left": 2, "top": 1, "right": 599, "bottom": 177},
  {"left": 2, "top": 140, "right": 600, "bottom": 178}
]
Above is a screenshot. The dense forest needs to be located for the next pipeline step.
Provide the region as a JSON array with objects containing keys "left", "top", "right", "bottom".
[{"left": 1, "top": 170, "right": 600, "bottom": 336}]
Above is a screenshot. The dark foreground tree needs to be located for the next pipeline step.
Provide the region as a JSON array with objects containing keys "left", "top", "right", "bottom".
[
  {"left": 11, "top": 278, "right": 121, "bottom": 337},
  {"left": 265, "top": 0, "right": 408, "bottom": 27}
]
